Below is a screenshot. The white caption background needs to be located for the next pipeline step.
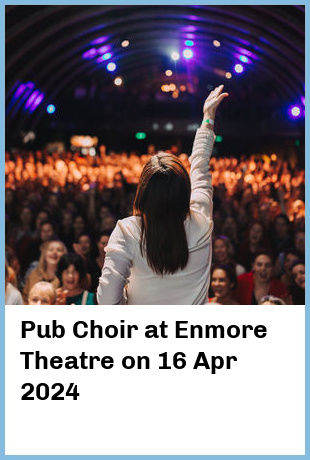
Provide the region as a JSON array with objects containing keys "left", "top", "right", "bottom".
[{"left": 5, "top": 305, "right": 305, "bottom": 456}]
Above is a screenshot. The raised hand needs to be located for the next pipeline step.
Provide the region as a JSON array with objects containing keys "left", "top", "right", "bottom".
[{"left": 203, "top": 84, "right": 229, "bottom": 121}]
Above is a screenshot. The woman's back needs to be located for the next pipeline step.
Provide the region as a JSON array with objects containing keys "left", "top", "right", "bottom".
[{"left": 97, "top": 85, "right": 228, "bottom": 305}]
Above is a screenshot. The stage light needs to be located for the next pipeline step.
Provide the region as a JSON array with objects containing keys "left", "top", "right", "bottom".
[
  {"left": 121, "top": 40, "right": 130, "bottom": 47},
  {"left": 165, "top": 69, "right": 173, "bottom": 76},
  {"left": 152, "top": 123, "right": 159, "bottom": 130},
  {"left": 169, "top": 84, "right": 176, "bottom": 91},
  {"left": 184, "top": 40, "right": 194, "bottom": 46},
  {"left": 183, "top": 48, "right": 193, "bottom": 59},
  {"left": 234, "top": 64, "right": 244, "bottom": 74},
  {"left": 271, "top": 154, "right": 277, "bottom": 161},
  {"left": 213, "top": 40, "right": 221, "bottom": 47},
  {"left": 225, "top": 72, "right": 232, "bottom": 79},
  {"left": 239, "top": 55, "right": 249, "bottom": 63},
  {"left": 215, "top": 135, "right": 223, "bottom": 142},
  {"left": 165, "top": 122, "right": 173, "bottom": 131},
  {"left": 295, "top": 140, "right": 300, "bottom": 147},
  {"left": 161, "top": 84, "right": 170, "bottom": 92},
  {"left": 114, "top": 77, "right": 123, "bottom": 86},
  {"left": 107, "top": 62, "right": 116, "bottom": 72},
  {"left": 171, "top": 51, "right": 180, "bottom": 61},
  {"left": 98, "top": 45, "right": 110, "bottom": 54},
  {"left": 172, "top": 90, "right": 179, "bottom": 99},
  {"left": 82, "top": 48, "right": 97, "bottom": 59},
  {"left": 290, "top": 105, "right": 301, "bottom": 118},
  {"left": 179, "top": 85, "right": 186, "bottom": 92},
  {"left": 46, "top": 104, "right": 55, "bottom": 114},
  {"left": 135, "top": 132, "right": 147, "bottom": 140},
  {"left": 102, "top": 52, "right": 112, "bottom": 60},
  {"left": 301, "top": 96, "right": 305, "bottom": 106}
]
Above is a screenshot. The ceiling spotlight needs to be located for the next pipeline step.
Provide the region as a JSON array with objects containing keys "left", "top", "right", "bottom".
[
  {"left": 179, "top": 85, "right": 186, "bottom": 92},
  {"left": 107, "top": 62, "right": 116, "bottom": 72},
  {"left": 165, "top": 122, "right": 173, "bottom": 131},
  {"left": 290, "top": 105, "right": 301, "bottom": 118},
  {"left": 171, "top": 51, "right": 180, "bottom": 61},
  {"left": 114, "top": 77, "right": 123, "bottom": 86},
  {"left": 213, "top": 40, "right": 221, "bottom": 47},
  {"left": 225, "top": 72, "right": 232, "bottom": 79},
  {"left": 169, "top": 84, "right": 176, "bottom": 91},
  {"left": 183, "top": 48, "right": 194, "bottom": 59},
  {"left": 239, "top": 55, "right": 249, "bottom": 63},
  {"left": 172, "top": 90, "right": 179, "bottom": 99},
  {"left": 165, "top": 69, "right": 173, "bottom": 76},
  {"left": 234, "top": 63, "right": 244, "bottom": 74},
  {"left": 46, "top": 104, "right": 56, "bottom": 114},
  {"left": 102, "top": 52, "right": 112, "bottom": 60},
  {"left": 121, "top": 40, "right": 130, "bottom": 47},
  {"left": 184, "top": 40, "right": 194, "bottom": 47},
  {"left": 161, "top": 84, "right": 170, "bottom": 92}
]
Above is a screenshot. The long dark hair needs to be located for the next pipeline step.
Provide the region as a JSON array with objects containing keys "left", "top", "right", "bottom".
[{"left": 133, "top": 152, "right": 191, "bottom": 275}]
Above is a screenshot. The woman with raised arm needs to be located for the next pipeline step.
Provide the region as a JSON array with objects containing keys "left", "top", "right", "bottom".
[{"left": 97, "top": 85, "right": 229, "bottom": 304}]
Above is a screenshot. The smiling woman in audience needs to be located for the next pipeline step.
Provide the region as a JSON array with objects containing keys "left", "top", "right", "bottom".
[
  {"left": 209, "top": 264, "right": 239, "bottom": 305},
  {"left": 57, "top": 253, "right": 95, "bottom": 305},
  {"left": 23, "top": 239, "right": 67, "bottom": 303}
]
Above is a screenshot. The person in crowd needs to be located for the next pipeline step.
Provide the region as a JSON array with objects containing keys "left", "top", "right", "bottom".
[
  {"left": 28, "top": 281, "right": 56, "bottom": 305},
  {"left": 271, "top": 214, "right": 293, "bottom": 255},
  {"left": 294, "top": 230, "right": 305, "bottom": 258},
  {"left": 23, "top": 239, "right": 67, "bottom": 302},
  {"left": 97, "top": 85, "right": 229, "bottom": 304},
  {"left": 277, "top": 248, "right": 300, "bottom": 287},
  {"left": 258, "top": 295, "right": 286, "bottom": 305},
  {"left": 238, "top": 221, "right": 267, "bottom": 271},
  {"left": 290, "top": 260, "right": 305, "bottom": 304},
  {"left": 95, "top": 231, "right": 111, "bottom": 271},
  {"left": 5, "top": 262, "right": 23, "bottom": 305},
  {"left": 73, "top": 233, "right": 99, "bottom": 291},
  {"left": 57, "top": 253, "right": 95, "bottom": 305},
  {"left": 213, "top": 235, "right": 246, "bottom": 277},
  {"left": 209, "top": 264, "right": 239, "bottom": 304},
  {"left": 233, "top": 250, "right": 291, "bottom": 305}
]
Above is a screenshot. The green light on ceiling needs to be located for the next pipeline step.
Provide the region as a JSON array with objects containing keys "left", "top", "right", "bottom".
[
  {"left": 135, "top": 132, "right": 147, "bottom": 140},
  {"left": 215, "top": 135, "right": 223, "bottom": 142},
  {"left": 295, "top": 139, "right": 300, "bottom": 147}
]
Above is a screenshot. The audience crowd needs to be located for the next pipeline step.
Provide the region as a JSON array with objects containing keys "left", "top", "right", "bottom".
[{"left": 5, "top": 145, "right": 305, "bottom": 305}]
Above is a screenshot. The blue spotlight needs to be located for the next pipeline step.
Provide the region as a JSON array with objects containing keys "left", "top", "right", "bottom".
[
  {"left": 239, "top": 55, "right": 249, "bottom": 63},
  {"left": 47, "top": 104, "right": 56, "bottom": 114},
  {"left": 234, "top": 63, "right": 244, "bottom": 74},
  {"left": 183, "top": 48, "right": 194, "bottom": 59},
  {"left": 107, "top": 62, "right": 116, "bottom": 72},
  {"left": 102, "top": 52, "right": 112, "bottom": 60}
]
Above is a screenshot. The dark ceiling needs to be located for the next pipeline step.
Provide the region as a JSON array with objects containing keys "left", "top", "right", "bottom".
[{"left": 5, "top": 5, "right": 305, "bottom": 152}]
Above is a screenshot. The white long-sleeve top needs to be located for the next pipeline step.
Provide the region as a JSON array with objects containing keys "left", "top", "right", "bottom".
[{"left": 97, "top": 126, "right": 215, "bottom": 305}]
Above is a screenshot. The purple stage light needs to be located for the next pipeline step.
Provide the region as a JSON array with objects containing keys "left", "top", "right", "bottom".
[
  {"left": 30, "top": 92, "right": 44, "bottom": 112},
  {"left": 13, "top": 83, "right": 26, "bottom": 100},
  {"left": 82, "top": 48, "right": 97, "bottom": 59},
  {"left": 25, "top": 90, "right": 39, "bottom": 109},
  {"left": 289, "top": 105, "right": 302, "bottom": 118},
  {"left": 183, "top": 48, "right": 193, "bottom": 59},
  {"left": 301, "top": 96, "right": 305, "bottom": 106},
  {"left": 91, "top": 36, "right": 107, "bottom": 45},
  {"left": 98, "top": 45, "right": 110, "bottom": 54},
  {"left": 234, "top": 63, "right": 244, "bottom": 74}
]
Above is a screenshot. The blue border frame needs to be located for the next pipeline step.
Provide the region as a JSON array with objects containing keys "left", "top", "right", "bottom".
[{"left": 1, "top": 1, "right": 308, "bottom": 458}]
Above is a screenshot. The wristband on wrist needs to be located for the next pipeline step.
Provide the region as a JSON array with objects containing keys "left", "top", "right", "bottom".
[{"left": 205, "top": 118, "right": 214, "bottom": 125}]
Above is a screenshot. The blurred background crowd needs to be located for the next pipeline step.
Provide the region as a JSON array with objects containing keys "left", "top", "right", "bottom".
[{"left": 5, "top": 144, "right": 305, "bottom": 305}]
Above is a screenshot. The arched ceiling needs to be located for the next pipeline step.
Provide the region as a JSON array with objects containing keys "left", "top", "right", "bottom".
[{"left": 6, "top": 5, "right": 305, "bottom": 135}]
